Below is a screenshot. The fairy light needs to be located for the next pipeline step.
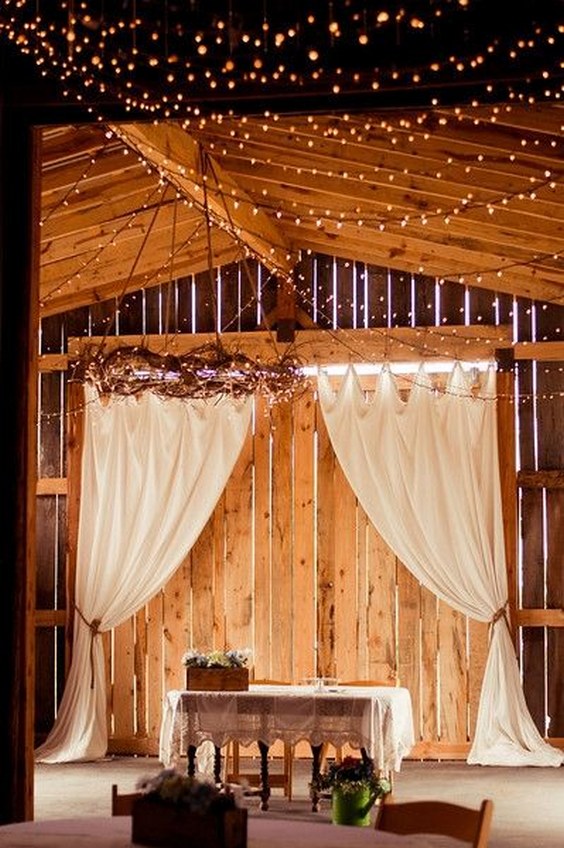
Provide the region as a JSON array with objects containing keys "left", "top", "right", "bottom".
[{"left": 0, "top": 1, "right": 562, "bottom": 118}]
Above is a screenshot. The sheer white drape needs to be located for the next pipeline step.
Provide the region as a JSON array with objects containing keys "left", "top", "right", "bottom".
[
  {"left": 318, "top": 364, "right": 563, "bottom": 767},
  {"left": 35, "top": 386, "right": 252, "bottom": 763}
]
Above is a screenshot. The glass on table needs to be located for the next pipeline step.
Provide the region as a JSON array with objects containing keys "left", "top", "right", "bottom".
[{"left": 301, "top": 676, "right": 339, "bottom": 691}]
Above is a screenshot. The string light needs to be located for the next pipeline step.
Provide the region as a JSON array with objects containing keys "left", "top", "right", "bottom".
[{"left": 1, "top": 1, "right": 562, "bottom": 119}]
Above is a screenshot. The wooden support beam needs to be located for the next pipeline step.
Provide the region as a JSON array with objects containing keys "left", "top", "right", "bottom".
[
  {"left": 495, "top": 349, "right": 518, "bottom": 643},
  {"left": 36, "top": 478, "right": 67, "bottom": 496},
  {"left": 68, "top": 324, "right": 513, "bottom": 365},
  {"left": 514, "top": 341, "right": 564, "bottom": 362},
  {"left": 276, "top": 276, "right": 296, "bottom": 342},
  {"left": 517, "top": 470, "right": 564, "bottom": 489},
  {"left": 110, "top": 122, "right": 296, "bottom": 278},
  {"left": 516, "top": 609, "right": 564, "bottom": 628}
]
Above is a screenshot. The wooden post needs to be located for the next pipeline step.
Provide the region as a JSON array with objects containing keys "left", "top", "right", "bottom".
[
  {"left": 66, "top": 381, "right": 86, "bottom": 667},
  {"left": 495, "top": 349, "right": 518, "bottom": 645},
  {"left": 276, "top": 275, "right": 296, "bottom": 343},
  {"left": 0, "top": 65, "right": 41, "bottom": 821}
]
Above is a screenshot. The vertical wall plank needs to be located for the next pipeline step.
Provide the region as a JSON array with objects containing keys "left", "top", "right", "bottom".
[
  {"left": 134, "top": 607, "right": 148, "bottom": 737},
  {"left": 293, "top": 392, "right": 316, "bottom": 682},
  {"left": 468, "top": 619, "right": 488, "bottom": 737},
  {"left": 112, "top": 619, "right": 135, "bottom": 739},
  {"left": 438, "top": 604, "right": 467, "bottom": 744},
  {"left": 270, "top": 400, "right": 294, "bottom": 680},
  {"left": 223, "top": 426, "right": 253, "bottom": 652},
  {"left": 162, "top": 558, "right": 190, "bottom": 693},
  {"left": 146, "top": 593, "right": 164, "bottom": 740},
  {"left": 420, "top": 587, "right": 438, "bottom": 744},
  {"left": 316, "top": 407, "right": 336, "bottom": 678},
  {"left": 253, "top": 398, "right": 272, "bottom": 678},
  {"left": 190, "top": 518, "right": 216, "bottom": 652},
  {"left": 212, "top": 499, "right": 227, "bottom": 652},
  {"left": 366, "top": 522, "right": 397, "bottom": 683},
  {"left": 397, "top": 564, "right": 421, "bottom": 741},
  {"left": 333, "top": 459, "right": 358, "bottom": 681}
]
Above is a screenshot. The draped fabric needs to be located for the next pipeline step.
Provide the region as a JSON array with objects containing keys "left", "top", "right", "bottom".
[
  {"left": 35, "top": 386, "right": 252, "bottom": 763},
  {"left": 318, "top": 364, "right": 563, "bottom": 767}
]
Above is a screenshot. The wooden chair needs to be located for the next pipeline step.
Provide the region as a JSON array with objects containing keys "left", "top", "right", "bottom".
[
  {"left": 374, "top": 798, "right": 494, "bottom": 848},
  {"left": 225, "top": 679, "right": 294, "bottom": 800},
  {"left": 111, "top": 784, "right": 143, "bottom": 815}
]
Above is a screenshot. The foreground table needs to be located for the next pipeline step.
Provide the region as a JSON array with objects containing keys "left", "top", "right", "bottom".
[
  {"left": 159, "top": 684, "right": 415, "bottom": 810},
  {"left": 0, "top": 815, "right": 458, "bottom": 847}
]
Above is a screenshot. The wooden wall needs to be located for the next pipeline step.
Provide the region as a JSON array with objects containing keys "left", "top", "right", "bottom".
[
  {"left": 35, "top": 251, "right": 564, "bottom": 759},
  {"left": 98, "top": 388, "right": 488, "bottom": 759}
]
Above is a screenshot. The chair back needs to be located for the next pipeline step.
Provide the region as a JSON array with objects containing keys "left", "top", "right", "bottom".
[
  {"left": 374, "top": 798, "right": 494, "bottom": 848},
  {"left": 111, "top": 784, "right": 143, "bottom": 815}
]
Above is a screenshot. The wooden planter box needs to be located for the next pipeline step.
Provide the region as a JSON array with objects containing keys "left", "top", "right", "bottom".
[
  {"left": 131, "top": 798, "right": 248, "bottom": 848},
  {"left": 185, "top": 667, "right": 249, "bottom": 691}
]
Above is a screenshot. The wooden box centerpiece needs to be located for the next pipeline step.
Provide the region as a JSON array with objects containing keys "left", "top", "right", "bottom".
[
  {"left": 132, "top": 771, "right": 247, "bottom": 848},
  {"left": 183, "top": 650, "right": 251, "bottom": 691},
  {"left": 185, "top": 666, "right": 249, "bottom": 691},
  {"left": 132, "top": 798, "right": 248, "bottom": 848}
]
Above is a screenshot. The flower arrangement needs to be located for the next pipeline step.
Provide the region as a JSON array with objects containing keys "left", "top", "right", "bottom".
[
  {"left": 311, "top": 756, "right": 391, "bottom": 798},
  {"left": 135, "top": 768, "right": 239, "bottom": 814},
  {"left": 181, "top": 648, "right": 251, "bottom": 669}
]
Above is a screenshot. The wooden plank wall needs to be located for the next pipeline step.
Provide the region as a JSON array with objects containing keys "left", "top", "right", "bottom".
[
  {"left": 99, "top": 385, "right": 488, "bottom": 760},
  {"left": 35, "top": 251, "right": 564, "bottom": 759}
]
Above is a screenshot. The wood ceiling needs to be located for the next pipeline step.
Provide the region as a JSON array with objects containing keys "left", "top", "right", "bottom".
[{"left": 39, "top": 103, "right": 564, "bottom": 319}]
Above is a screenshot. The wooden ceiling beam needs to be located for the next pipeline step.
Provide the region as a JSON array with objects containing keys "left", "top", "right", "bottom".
[
  {"left": 68, "top": 324, "right": 513, "bottom": 364},
  {"left": 283, "top": 224, "right": 564, "bottom": 302},
  {"left": 109, "top": 121, "right": 297, "bottom": 277},
  {"left": 195, "top": 114, "right": 562, "bottom": 182},
  {"left": 41, "top": 196, "right": 203, "bottom": 265},
  {"left": 40, "top": 236, "right": 241, "bottom": 317},
  {"left": 220, "top": 162, "right": 564, "bottom": 248}
]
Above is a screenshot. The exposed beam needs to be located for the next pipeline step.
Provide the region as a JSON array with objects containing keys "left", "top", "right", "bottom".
[
  {"left": 67, "top": 324, "right": 513, "bottom": 364},
  {"left": 109, "top": 121, "right": 296, "bottom": 278}
]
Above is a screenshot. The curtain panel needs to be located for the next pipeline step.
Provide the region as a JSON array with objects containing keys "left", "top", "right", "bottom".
[
  {"left": 318, "top": 364, "right": 563, "bottom": 767},
  {"left": 35, "top": 386, "right": 252, "bottom": 763}
]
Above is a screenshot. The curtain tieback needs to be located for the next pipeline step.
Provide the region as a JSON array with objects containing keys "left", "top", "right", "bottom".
[
  {"left": 490, "top": 602, "right": 509, "bottom": 638},
  {"left": 75, "top": 606, "right": 102, "bottom": 689}
]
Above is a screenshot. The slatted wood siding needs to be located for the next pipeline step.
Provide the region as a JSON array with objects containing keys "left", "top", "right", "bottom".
[
  {"left": 35, "top": 251, "right": 564, "bottom": 758},
  {"left": 100, "top": 384, "right": 488, "bottom": 759}
]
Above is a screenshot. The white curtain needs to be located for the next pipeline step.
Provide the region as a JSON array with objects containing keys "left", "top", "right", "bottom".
[
  {"left": 35, "top": 385, "right": 252, "bottom": 763},
  {"left": 318, "top": 364, "right": 563, "bottom": 767}
]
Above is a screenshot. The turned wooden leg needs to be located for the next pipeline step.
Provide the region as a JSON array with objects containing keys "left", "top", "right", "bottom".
[
  {"left": 213, "top": 745, "right": 222, "bottom": 785},
  {"left": 187, "top": 745, "right": 197, "bottom": 777},
  {"left": 258, "top": 741, "right": 271, "bottom": 811},
  {"left": 310, "top": 743, "right": 323, "bottom": 812}
]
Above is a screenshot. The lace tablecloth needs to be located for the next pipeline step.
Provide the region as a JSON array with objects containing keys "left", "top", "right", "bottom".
[{"left": 159, "top": 684, "right": 415, "bottom": 773}]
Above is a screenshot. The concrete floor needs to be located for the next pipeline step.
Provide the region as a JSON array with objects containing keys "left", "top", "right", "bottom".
[{"left": 34, "top": 756, "right": 564, "bottom": 847}]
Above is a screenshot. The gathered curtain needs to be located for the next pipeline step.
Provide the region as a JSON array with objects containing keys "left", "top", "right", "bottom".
[
  {"left": 35, "top": 385, "right": 252, "bottom": 763},
  {"left": 318, "top": 364, "right": 563, "bottom": 767}
]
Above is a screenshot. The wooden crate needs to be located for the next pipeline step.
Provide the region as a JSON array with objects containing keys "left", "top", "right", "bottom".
[
  {"left": 132, "top": 798, "right": 247, "bottom": 848},
  {"left": 185, "top": 667, "right": 249, "bottom": 691}
]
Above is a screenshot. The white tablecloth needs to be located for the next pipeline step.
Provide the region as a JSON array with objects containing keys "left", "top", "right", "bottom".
[
  {"left": 159, "top": 684, "right": 415, "bottom": 773},
  {"left": 0, "top": 816, "right": 457, "bottom": 847}
]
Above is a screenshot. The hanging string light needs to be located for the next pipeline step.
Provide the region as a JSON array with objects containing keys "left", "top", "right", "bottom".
[{"left": 0, "top": 1, "right": 562, "bottom": 119}]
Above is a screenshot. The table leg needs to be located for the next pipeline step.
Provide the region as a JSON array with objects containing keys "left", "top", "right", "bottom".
[
  {"left": 258, "top": 741, "right": 271, "bottom": 811},
  {"left": 214, "top": 745, "right": 222, "bottom": 784},
  {"left": 187, "top": 745, "right": 197, "bottom": 777},
  {"left": 310, "top": 744, "right": 323, "bottom": 812}
]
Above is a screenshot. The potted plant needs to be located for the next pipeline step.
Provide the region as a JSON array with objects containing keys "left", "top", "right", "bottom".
[
  {"left": 132, "top": 768, "right": 247, "bottom": 848},
  {"left": 311, "top": 756, "right": 391, "bottom": 827},
  {"left": 182, "top": 649, "right": 252, "bottom": 691}
]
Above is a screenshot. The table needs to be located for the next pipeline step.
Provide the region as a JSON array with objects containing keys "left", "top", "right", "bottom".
[
  {"left": 159, "top": 684, "right": 415, "bottom": 809},
  {"left": 0, "top": 816, "right": 457, "bottom": 847}
]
